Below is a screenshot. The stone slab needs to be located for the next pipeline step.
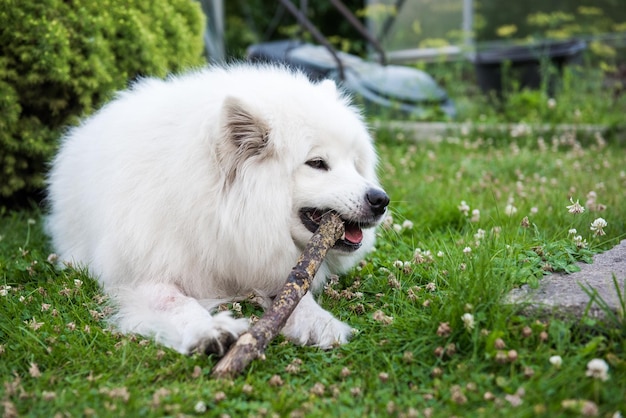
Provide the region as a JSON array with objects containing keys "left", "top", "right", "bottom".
[{"left": 507, "top": 240, "right": 626, "bottom": 320}]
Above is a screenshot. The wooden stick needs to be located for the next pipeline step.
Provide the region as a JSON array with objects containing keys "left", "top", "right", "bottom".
[{"left": 211, "top": 211, "right": 345, "bottom": 378}]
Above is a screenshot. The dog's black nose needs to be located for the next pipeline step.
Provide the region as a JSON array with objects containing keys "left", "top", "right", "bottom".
[{"left": 366, "top": 188, "right": 390, "bottom": 216}]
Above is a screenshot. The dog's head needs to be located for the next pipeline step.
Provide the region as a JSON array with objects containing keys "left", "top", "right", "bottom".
[{"left": 217, "top": 71, "right": 389, "bottom": 259}]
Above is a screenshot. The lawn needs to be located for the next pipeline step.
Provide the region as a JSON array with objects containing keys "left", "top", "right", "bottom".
[{"left": 1, "top": 119, "right": 625, "bottom": 417}]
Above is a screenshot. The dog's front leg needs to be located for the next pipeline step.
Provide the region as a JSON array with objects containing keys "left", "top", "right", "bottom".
[{"left": 112, "top": 283, "right": 249, "bottom": 355}]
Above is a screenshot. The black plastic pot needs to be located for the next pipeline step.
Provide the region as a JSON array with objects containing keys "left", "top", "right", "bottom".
[{"left": 472, "top": 39, "right": 587, "bottom": 96}]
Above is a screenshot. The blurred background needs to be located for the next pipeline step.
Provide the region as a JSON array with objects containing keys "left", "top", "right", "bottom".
[{"left": 2, "top": 0, "right": 625, "bottom": 207}]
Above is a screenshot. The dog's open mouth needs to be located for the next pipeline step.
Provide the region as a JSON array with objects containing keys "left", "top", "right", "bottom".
[{"left": 299, "top": 208, "right": 375, "bottom": 252}]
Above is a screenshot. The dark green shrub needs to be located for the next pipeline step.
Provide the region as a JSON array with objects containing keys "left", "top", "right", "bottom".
[{"left": 0, "top": 0, "right": 206, "bottom": 205}]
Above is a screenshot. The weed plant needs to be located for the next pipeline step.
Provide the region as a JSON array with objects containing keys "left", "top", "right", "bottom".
[
  {"left": 1, "top": 125, "right": 625, "bottom": 416},
  {"left": 422, "top": 60, "right": 626, "bottom": 127}
]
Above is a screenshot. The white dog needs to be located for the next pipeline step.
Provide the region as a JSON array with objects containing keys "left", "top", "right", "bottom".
[{"left": 46, "top": 65, "right": 389, "bottom": 355}]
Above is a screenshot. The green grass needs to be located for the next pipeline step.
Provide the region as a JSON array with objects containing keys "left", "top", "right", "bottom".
[{"left": 1, "top": 127, "right": 625, "bottom": 417}]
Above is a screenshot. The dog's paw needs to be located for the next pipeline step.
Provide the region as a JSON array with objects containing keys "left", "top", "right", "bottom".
[
  {"left": 311, "top": 317, "right": 354, "bottom": 349},
  {"left": 284, "top": 314, "right": 353, "bottom": 349},
  {"left": 180, "top": 311, "right": 249, "bottom": 356},
  {"left": 282, "top": 296, "right": 354, "bottom": 349}
]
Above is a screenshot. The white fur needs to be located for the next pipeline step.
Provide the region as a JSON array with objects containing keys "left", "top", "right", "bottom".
[{"left": 46, "top": 65, "right": 387, "bottom": 354}]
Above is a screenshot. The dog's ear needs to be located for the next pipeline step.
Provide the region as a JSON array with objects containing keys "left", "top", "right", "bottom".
[
  {"left": 219, "top": 96, "right": 272, "bottom": 183},
  {"left": 222, "top": 96, "right": 270, "bottom": 151}
]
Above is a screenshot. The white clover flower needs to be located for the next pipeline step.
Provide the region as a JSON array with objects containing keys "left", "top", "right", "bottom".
[
  {"left": 470, "top": 209, "right": 480, "bottom": 223},
  {"left": 573, "top": 235, "right": 587, "bottom": 249},
  {"left": 474, "top": 229, "right": 486, "bottom": 240},
  {"left": 372, "top": 310, "right": 393, "bottom": 324},
  {"left": 393, "top": 260, "right": 404, "bottom": 269},
  {"left": 590, "top": 218, "right": 607, "bottom": 236},
  {"left": 458, "top": 201, "right": 470, "bottom": 216},
  {"left": 0, "top": 285, "right": 11, "bottom": 296},
  {"left": 520, "top": 216, "right": 530, "bottom": 228},
  {"left": 530, "top": 207, "right": 538, "bottom": 215},
  {"left": 549, "top": 355, "right": 562, "bottom": 368},
  {"left": 568, "top": 228, "right": 577, "bottom": 235},
  {"left": 567, "top": 197, "right": 585, "bottom": 214},
  {"left": 26, "top": 318, "right": 44, "bottom": 331},
  {"left": 194, "top": 401, "right": 207, "bottom": 413},
  {"left": 586, "top": 358, "right": 609, "bottom": 381},
  {"left": 510, "top": 123, "right": 531, "bottom": 138},
  {"left": 504, "top": 204, "right": 518, "bottom": 216},
  {"left": 505, "top": 393, "right": 523, "bottom": 407},
  {"left": 437, "top": 251, "right": 445, "bottom": 258},
  {"left": 382, "top": 214, "right": 394, "bottom": 229},
  {"left": 547, "top": 98, "right": 556, "bottom": 109},
  {"left": 463, "top": 247, "right": 472, "bottom": 255},
  {"left": 393, "top": 224, "right": 402, "bottom": 232},
  {"left": 413, "top": 248, "right": 433, "bottom": 264},
  {"left": 402, "top": 220, "right": 414, "bottom": 229},
  {"left": 461, "top": 313, "right": 475, "bottom": 331},
  {"left": 587, "top": 190, "right": 597, "bottom": 201}
]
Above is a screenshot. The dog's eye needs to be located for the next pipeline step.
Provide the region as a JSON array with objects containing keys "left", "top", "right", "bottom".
[{"left": 306, "top": 158, "right": 329, "bottom": 171}]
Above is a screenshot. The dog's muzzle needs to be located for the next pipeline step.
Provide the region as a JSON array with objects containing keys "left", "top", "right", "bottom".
[{"left": 299, "top": 188, "right": 389, "bottom": 252}]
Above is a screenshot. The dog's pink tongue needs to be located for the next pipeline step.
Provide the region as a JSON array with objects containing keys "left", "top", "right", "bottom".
[{"left": 344, "top": 224, "right": 363, "bottom": 244}]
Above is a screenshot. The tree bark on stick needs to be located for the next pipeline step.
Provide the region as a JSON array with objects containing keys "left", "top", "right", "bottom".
[{"left": 211, "top": 211, "right": 345, "bottom": 379}]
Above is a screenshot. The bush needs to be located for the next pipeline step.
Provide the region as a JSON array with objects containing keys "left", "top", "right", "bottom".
[{"left": 0, "top": 0, "right": 206, "bottom": 205}]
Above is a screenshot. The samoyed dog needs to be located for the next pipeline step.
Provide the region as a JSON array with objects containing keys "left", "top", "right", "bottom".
[{"left": 46, "top": 65, "right": 389, "bottom": 355}]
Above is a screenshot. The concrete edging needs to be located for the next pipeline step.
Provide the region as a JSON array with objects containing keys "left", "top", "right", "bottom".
[{"left": 372, "top": 121, "right": 610, "bottom": 142}]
